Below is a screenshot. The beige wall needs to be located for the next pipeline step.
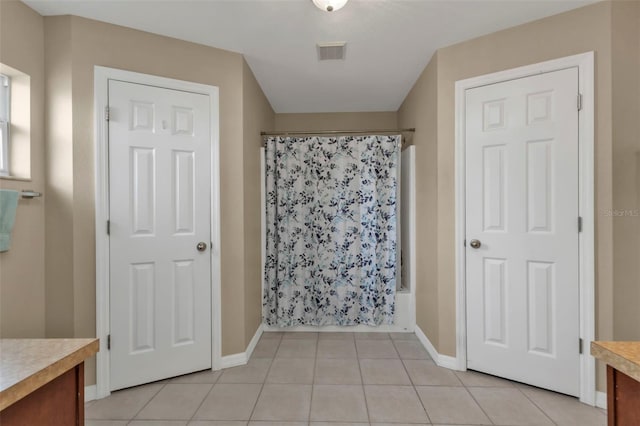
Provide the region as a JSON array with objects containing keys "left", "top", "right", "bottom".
[
  {"left": 398, "top": 1, "right": 616, "bottom": 391},
  {"left": 611, "top": 0, "right": 640, "bottom": 341},
  {"left": 242, "top": 60, "right": 275, "bottom": 346},
  {"left": 41, "top": 15, "right": 274, "bottom": 384},
  {"left": 44, "top": 16, "right": 74, "bottom": 338},
  {"left": 0, "top": 0, "right": 46, "bottom": 338},
  {"left": 275, "top": 112, "right": 397, "bottom": 131}
]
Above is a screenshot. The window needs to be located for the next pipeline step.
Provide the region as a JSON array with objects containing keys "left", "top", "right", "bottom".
[
  {"left": 0, "top": 74, "right": 9, "bottom": 176},
  {"left": 0, "top": 64, "right": 30, "bottom": 180}
]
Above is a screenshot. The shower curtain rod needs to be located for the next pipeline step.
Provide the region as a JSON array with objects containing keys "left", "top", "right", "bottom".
[{"left": 260, "top": 128, "right": 415, "bottom": 136}]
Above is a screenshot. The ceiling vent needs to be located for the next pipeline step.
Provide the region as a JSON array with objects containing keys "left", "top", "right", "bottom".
[{"left": 317, "top": 42, "right": 347, "bottom": 61}]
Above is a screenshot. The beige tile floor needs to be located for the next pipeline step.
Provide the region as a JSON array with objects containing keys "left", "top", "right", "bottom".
[{"left": 85, "top": 331, "right": 606, "bottom": 426}]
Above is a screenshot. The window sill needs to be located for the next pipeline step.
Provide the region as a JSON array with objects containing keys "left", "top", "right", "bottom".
[{"left": 0, "top": 175, "right": 31, "bottom": 182}]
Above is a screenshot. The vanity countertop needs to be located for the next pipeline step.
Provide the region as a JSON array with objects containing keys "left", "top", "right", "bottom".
[
  {"left": 591, "top": 341, "right": 640, "bottom": 382},
  {"left": 0, "top": 338, "right": 99, "bottom": 411}
]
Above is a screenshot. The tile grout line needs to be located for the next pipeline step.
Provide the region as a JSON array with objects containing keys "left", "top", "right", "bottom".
[
  {"left": 392, "top": 334, "right": 433, "bottom": 425},
  {"left": 125, "top": 381, "right": 166, "bottom": 423},
  {"left": 354, "top": 333, "right": 372, "bottom": 425},
  {"left": 186, "top": 334, "right": 280, "bottom": 424},
  {"left": 393, "top": 337, "right": 433, "bottom": 425},
  {"left": 515, "top": 385, "right": 559, "bottom": 426},
  {"left": 307, "top": 330, "right": 320, "bottom": 424},
  {"left": 463, "top": 383, "right": 497, "bottom": 425},
  {"left": 184, "top": 364, "right": 228, "bottom": 424},
  {"left": 246, "top": 333, "right": 282, "bottom": 423}
]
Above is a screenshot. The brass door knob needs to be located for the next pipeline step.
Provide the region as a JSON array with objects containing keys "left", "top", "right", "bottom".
[{"left": 469, "top": 239, "right": 482, "bottom": 249}]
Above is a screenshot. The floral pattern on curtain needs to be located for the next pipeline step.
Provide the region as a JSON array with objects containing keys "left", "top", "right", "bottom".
[{"left": 263, "top": 135, "right": 399, "bottom": 327}]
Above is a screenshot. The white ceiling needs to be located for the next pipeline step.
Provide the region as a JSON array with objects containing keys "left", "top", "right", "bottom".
[{"left": 25, "top": 0, "right": 598, "bottom": 113}]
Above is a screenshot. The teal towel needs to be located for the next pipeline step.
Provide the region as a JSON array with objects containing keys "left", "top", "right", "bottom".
[{"left": 0, "top": 189, "right": 19, "bottom": 252}]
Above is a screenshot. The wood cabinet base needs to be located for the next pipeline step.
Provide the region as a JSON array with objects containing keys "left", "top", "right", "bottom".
[
  {"left": 0, "top": 363, "right": 84, "bottom": 426},
  {"left": 608, "top": 365, "right": 640, "bottom": 426}
]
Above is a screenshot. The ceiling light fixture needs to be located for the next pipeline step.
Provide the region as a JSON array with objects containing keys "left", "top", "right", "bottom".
[{"left": 312, "top": 0, "right": 348, "bottom": 12}]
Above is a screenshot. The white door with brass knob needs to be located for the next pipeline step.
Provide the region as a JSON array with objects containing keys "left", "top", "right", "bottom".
[
  {"left": 109, "top": 80, "right": 212, "bottom": 390},
  {"left": 465, "top": 68, "right": 580, "bottom": 396}
]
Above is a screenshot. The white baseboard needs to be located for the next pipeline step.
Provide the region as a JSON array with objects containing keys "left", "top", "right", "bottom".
[
  {"left": 437, "top": 353, "right": 460, "bottom": 370},
  {"left": 245, "top": 323, "right": 263, "bottom": 360},
  {"left": 261, "top": 324, "right": 414, "bottom": 333},
  {"left": 85, "top": 384, "right": 97, "bottom": 402},
  {"left": 220, "top": 324, "right": 263, "bottom": 369},
  {"left": 415, "top": 325, "right": 463, "bottom": 371},
  {"left": 414, "top": 325, "right": 439, "bottom": 361},
  {"left": 595, "top": 391, "right": 607, "bottom": 409},
  {"left": 220, "top": 352, "right": 248, "bottom": 369}
]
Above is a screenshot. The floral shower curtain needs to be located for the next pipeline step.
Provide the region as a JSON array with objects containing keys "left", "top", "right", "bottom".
[{"left": 263, "top": 135, "right": 399, "bottom": 327}]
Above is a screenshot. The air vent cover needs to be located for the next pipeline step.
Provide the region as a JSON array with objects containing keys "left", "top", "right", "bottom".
[{"left": 317, "top": 42, "right": 347, "bottom": 61}]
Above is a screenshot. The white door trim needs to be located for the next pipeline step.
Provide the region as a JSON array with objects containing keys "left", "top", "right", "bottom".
[
  {"left": 454, "top": 52, "right": 595, "bottom": 405},
  {"left": 94, "top": 66, "right": 222, "bottom": 399}
]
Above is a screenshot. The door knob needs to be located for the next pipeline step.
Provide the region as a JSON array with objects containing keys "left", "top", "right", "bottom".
[
  {"left": 196, "top": 242, "right": 207, "bottom": 252},
  {"left": 469, "top": 239, "right": 482, "bottom": 249}
]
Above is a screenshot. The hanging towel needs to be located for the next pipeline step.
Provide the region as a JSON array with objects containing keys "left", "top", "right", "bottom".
[{"left": 0, "top": 189, "right": 19, "bottom": 252}]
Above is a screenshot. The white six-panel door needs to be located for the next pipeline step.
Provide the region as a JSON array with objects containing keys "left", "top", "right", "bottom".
[
  {"left": 109, "top": 80, "right": 212, "bottom": 390},
  {"left": 465, "top": 68, "right": 580, "bottom": 396}
]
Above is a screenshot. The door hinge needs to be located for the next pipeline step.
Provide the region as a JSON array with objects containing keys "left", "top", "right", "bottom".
[
  {"left": 107, "top": 220, "right": 110, "bottom": 235},
  {"left": 107, "top": 334, "right": 111, "bottom": 350},
  {"left": 577, "top": 93, "right": 583, "bottom": 111},
  {"left": 579, "top": 338, "right": 583, "bottom": 354},
  {"left": 105, "top": 106, "right": 110, "bottom": 121},
  {"left": 578, "top": 216, "right": 583, "bottom": 233}
]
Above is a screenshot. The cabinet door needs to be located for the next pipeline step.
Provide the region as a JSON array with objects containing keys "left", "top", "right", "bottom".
[
  {"left": 608, "top": 366, "right": 640, "bottom": 426},
  {"left": 0, "top": 364, "right": 84, "bottom": 426}
]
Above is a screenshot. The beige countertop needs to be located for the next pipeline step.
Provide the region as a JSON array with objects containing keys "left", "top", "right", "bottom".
[
  {"left": 591, "top": 341, "right": 640, "bottom": 383},
  {"left": 0, "top": 338, "right": 99, "bottom": 411}
]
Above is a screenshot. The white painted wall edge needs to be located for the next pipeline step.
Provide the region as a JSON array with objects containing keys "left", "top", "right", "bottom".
[
  {"left": 414, "top": 325, "right": 461, "bottom": 371},
  {"left": 220, "top": 324, "right": 264, "bottom": 369},
  {"left": 85, "top": 384, "right": 97, "bottom": 402},
  {"left": 595, "top": 391, "right": 607, "bottom": 409}
]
